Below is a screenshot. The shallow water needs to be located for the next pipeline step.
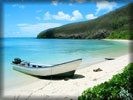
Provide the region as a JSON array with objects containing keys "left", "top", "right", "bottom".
[{"left": 1, "top": 38, "right": 129, "bottom": 91}]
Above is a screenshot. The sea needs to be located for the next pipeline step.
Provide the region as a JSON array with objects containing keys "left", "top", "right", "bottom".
[{"left": 1, "top": 37, "right": 129, "bottom": 91}]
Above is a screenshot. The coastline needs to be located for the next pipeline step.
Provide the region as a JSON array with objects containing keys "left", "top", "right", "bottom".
[
  {"left": 2, "top": 39, "right": 132, "bottom": 100},
  {"left": 103, "top": 39, "right": 133, "bottom": 43},
  {"left": 3, "top": 53, "right": 132, "bottom": 100}
]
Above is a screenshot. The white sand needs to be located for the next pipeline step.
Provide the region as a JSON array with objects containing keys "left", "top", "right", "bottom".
[
  {"left": 2, "top": 40, "right": 133, "bottom": 100},
  {"left": 103, "top": 39, "right": 133, "bottom": 43}
]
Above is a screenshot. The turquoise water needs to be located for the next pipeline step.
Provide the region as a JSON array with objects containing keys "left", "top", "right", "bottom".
[{"left": 2, "top": 38, "right": 129, "bottom": 90}]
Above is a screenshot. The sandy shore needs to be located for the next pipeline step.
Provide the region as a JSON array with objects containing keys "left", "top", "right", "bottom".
[
  {"left": 2, "top": 53, "right": 132, "bottom": 100},
  {"left": 2, "top": 39, "right": 133, "bottom": 100},
  {"left": 103, "top": 39, "right": 133, "bottom": 43}
]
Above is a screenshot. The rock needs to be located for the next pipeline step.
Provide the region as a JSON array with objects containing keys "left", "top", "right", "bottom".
[
  {"left": 105, "top": 58, "right": 115, "bottom": 60},
  {"left": 93, "top": 78, "right": 97, "bottom": 81},
  {"left": 93, "top": 68, "right": 103, "bottom": 72}
]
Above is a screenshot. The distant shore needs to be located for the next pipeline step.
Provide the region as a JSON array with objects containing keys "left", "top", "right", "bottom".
[
  {"left": 103, "top": 39, "right": 133, "bottom": 43},
  {"left": 3, "top": 39, "right": 132, "bottom": 100}
]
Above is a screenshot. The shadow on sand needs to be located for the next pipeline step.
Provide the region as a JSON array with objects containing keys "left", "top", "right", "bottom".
[{"left": 34, "top": 74, "right": 85, "bottom": 81}]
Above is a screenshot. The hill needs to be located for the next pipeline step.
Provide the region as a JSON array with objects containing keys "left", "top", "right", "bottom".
[{"left": 37, "top": 3, "right": 132, "bottom": 39}]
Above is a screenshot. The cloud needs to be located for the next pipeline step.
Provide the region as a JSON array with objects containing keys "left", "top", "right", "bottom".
[
  {"left": 44, "top": 10, "right": 83, "bottom": 21},
  {"left": 69, "top": 3, "right": 73, "bottom": 6},
  {"left": 12, "top": 4, "right": 18, "bottom": 7},
  {"left": 74, "top": 0, "right": 86, "bottom": 3},
  {"left": 51, "top": 0, "right": 86, "bottom": 5},
  {"left": 12, "top": 4, "right": 25, "bottom": 9},
  {"left": 15, "top": 32, "right": 20, "bottom": 34},
  {"left": 96, "top": 0, "right": 117, "bottom": 14},
  {"left": 44, "top": 12, "right": 51, "bottom": 20},
  {"left": 36, "top": 9, "right": 43, "bottom": 13},
  {"left": 17, "top": 23, "right": 62, "bottom": 34},
  {"left": 19, "top": 5, "right": 24, "bottom": 8},
  {"left": 52, "top": 0, "right": 58, "bottom": 6},
  {"left": 69, "top": 0, "right": 86, "bottom": 3},
  {"left": 71, "top": 10, "right": 83, "bottom": 20},
  {"left": 35, "top": 17, "right": 41, "bottom": 21},
  {"left": 86, "top": 14, "right": 97, "bottom": 20},
  {"left": 17, "top": 24, "right": 28, "bottom": 26},
  {"left": 53, "top": 11, "right": 71, "bottom": 20}
]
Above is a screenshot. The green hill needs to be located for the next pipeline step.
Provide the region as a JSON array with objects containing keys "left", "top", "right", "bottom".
[{"left": 37, "top": 3, "right": 132, "bottom": 39}]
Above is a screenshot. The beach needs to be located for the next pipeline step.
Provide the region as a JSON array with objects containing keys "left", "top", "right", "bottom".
[
  {"left": 2, "top": 40, "right": 132, "bottom": 100},
  {"left": 3, "top": 55, "right": 132, "bottom": 99},
  {"left": 3, "top": 1, "right": 133, "bottom": 100},
  {"left": 103, "top": 39, "right": 133, "bottom": 44}
]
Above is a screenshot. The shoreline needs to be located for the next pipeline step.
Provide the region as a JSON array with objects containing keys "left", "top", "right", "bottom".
[
  {"left": 3, "top": 54, "right": 132, "bottom": 100},
  {"left": 103, "top": 39, "right": 133, "bottom": 43},
  {"left": 2, "top": 39, "right": 132, "bottom": 100}
]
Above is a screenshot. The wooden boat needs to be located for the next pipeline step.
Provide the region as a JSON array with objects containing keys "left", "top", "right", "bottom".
[{"left": 12, "top": 58, "right": 82, "bottom": 77}]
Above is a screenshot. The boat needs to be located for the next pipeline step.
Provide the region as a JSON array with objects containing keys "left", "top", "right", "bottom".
[{"left": 12, "top": 58, "right": 82, "bottom": 77}]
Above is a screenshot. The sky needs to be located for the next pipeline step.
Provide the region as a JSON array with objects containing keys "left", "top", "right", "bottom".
[{"left": 3, "top": 0, "right": 132, "bottom": 37}]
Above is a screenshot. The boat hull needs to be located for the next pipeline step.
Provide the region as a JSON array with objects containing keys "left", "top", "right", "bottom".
[{"left": 13, "top": 59, "right": 82, "bottom": 77}]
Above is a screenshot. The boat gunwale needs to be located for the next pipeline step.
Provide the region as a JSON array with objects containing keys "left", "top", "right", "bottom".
[{"left": 12, "top": 58, "right": 82, "bottom": 69}]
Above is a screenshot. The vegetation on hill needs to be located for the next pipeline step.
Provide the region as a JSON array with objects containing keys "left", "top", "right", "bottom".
[
  {"left": 78, "top": 63, "right": 133, "bottom": 100},
  {"left": 37, "top": 3, "right": 132, "bottom": 40}
]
